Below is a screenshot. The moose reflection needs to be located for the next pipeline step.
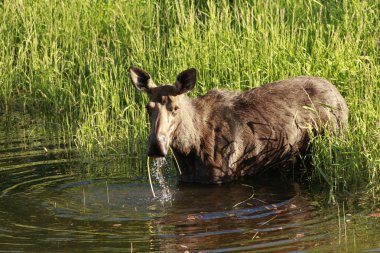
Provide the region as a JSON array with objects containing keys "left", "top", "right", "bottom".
[{"left": 129, "top": 67, "right": 348, "bottom": 183}]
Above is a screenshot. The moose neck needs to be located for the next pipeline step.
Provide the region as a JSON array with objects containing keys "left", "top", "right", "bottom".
[{"left": 171, "top": 95, "right": 202, "bottom": 155}]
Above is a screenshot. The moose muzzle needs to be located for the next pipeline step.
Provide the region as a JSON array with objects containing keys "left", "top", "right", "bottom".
[{"left": 147, "top": 134, "right": 168, "bottom": 157}]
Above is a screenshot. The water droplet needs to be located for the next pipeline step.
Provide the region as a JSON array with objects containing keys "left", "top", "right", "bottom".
[{"left": 151, "top": 157, "right": 172, "bottom": 203}]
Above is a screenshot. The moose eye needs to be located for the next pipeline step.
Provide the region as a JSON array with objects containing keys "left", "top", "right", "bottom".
[{"left": 167, "top": 103, "right": 179, "bottom": 113}]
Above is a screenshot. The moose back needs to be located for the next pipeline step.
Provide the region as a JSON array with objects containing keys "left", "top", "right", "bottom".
[{"left": 129, "top": 67, "right": 348, "bottom": 184}]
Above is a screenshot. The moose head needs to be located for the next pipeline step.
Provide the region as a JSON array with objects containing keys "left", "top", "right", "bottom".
[{"left": 129, "top": 66, "right": 197, "bottom": 157}]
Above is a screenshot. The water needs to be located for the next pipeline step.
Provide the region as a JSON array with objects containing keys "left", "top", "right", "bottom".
[
  {"left": 151, "top": 157, "right": 173, "bottom": 203},
  {"left": 0, "top": 112, "right": 380, "bottom": 252}
]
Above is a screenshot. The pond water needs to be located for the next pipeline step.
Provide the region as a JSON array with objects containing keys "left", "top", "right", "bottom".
[{"left": 0, "top": 112, "right": 379, "bottom": 253}]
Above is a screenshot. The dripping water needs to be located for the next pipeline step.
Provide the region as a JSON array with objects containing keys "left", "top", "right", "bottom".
[{"left": 151, "top": 157, "right": 172, "bottom": 203}]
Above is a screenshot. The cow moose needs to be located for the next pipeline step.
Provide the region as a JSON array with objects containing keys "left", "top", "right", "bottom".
[{"left": 129, "top": 66, "right": 348, "bottom": 184}]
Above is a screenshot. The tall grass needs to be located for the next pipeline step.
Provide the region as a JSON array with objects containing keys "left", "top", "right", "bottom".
[{"left": 0, "top": 0, "right": 379, "bottom": 196}]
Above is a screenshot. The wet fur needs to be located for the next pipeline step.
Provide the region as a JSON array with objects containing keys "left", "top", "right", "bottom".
[{"left": 170, "top": 76, "right": 348, "bottom": 183}]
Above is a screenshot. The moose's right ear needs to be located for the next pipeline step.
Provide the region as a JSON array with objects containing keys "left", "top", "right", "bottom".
[{"left": 129, "top": 66, "right": 156, "bottom": 92}]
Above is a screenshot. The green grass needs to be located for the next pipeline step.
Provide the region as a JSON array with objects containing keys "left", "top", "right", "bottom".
[{"left": 0, "top": 0, "right": 379, "bottom": 197}]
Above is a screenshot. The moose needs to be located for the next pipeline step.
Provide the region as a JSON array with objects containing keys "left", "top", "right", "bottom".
[{"left": 129, "top": 66, "right": 348, "bottom": 184}]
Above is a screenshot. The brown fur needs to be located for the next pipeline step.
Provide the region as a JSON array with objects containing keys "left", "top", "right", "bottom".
[{"left": 129, "top": 67, "right": 349, "bottom": 184}]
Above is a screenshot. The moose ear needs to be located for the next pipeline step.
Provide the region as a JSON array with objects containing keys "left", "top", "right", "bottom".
[
  {"left": 129, "top": 66, "right": 156, "bottom": 92},
  {"left": 175, "top": 68, "right": 196, "bottom": 94}
]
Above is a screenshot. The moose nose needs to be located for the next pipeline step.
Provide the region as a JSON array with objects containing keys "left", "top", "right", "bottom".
[{"left": 147, "top": 134, "right": 168, "bottom": 157}]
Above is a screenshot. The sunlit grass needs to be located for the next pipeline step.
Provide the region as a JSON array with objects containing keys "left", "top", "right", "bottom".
[{"left": 0, "top": 0, "right": 379, "bottom": 196}]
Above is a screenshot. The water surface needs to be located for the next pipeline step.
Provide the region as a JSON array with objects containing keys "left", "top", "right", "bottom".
[{"left": 0, "top": 112, "right": 379, "bottom": 252}]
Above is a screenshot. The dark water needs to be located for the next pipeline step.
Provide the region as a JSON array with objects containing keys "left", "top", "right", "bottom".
[{"left": 0, "top": 113, "right": 380, "bottom": 253}]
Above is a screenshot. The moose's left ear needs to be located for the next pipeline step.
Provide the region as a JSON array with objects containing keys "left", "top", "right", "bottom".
[
  {"left": 175, "top": 68, "right": 197, "bottom": 94},
  {"left": 129, "top": 66, "right": 156, "bottom": 93}
]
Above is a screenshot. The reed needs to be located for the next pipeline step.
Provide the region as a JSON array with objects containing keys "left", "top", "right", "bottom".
[{"left": 0, "top": 0, "right": 379, "bottom": 196}]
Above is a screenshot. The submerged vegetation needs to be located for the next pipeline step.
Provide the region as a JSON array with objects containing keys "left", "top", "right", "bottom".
[{"left": 0, "top": 0, "right": 379, "bottom": 197}]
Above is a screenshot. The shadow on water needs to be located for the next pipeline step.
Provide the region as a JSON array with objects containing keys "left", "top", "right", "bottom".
[{"left": 0, "top": 112, "right": 380, "bottom": 252}]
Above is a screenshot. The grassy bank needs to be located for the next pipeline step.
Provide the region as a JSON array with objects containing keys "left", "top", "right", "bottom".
[{"left": 0, "top": 0, "right": 379, "bottom": 197}]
